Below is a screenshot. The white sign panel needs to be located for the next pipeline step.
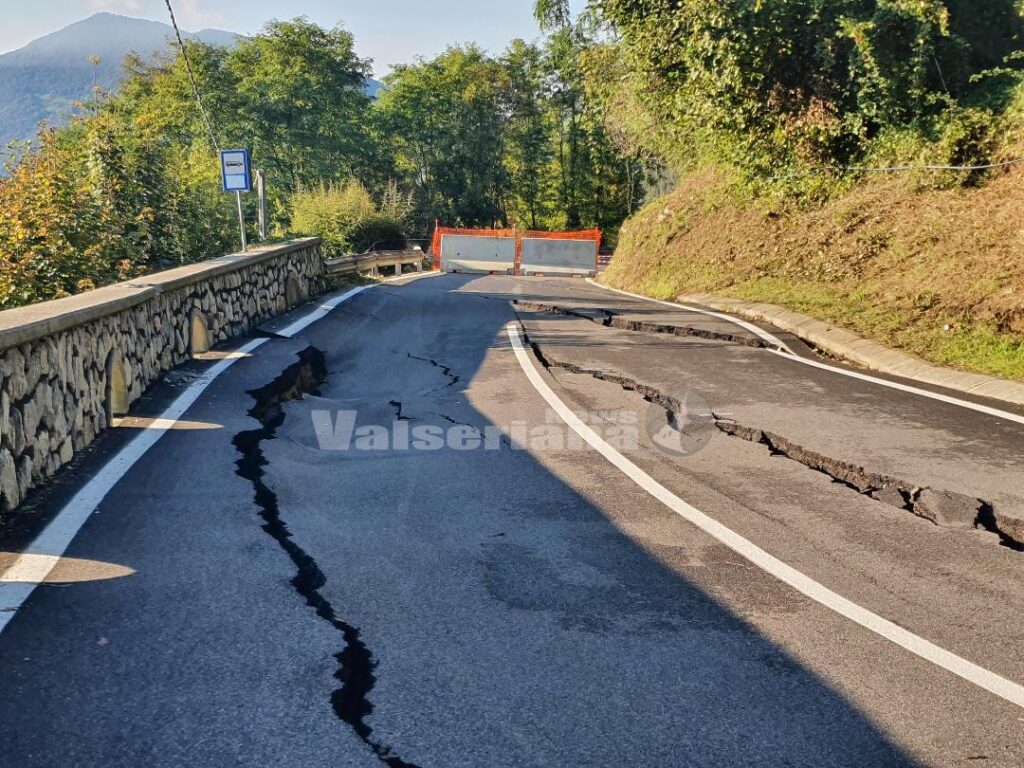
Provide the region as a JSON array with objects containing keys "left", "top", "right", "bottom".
[{"left": 220, "top": 149, "right": 251, "bottom": 192}]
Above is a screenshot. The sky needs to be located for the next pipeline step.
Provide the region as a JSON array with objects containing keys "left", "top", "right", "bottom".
[{"left": 0, "top": 0, "right": 587, "bottom": 76}]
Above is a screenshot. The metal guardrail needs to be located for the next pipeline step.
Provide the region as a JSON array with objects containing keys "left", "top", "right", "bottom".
[{"left": 323, "top": 248, "right": 431, "bottom": 277}]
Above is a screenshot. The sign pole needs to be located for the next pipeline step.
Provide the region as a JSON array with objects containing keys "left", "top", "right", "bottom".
[
  {"left": 256, "top": 170, "right": 268, "bottom": 242},
  {"left": 236, "top": 191, "right": 247, "bottom": 252},
  {"left": 220, "top": 148, "right": 252, "bottom": 253}
]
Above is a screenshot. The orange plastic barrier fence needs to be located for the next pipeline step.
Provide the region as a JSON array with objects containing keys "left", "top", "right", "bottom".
[{"left": 431, "top": 227, "right": 602, "bottom": 274}]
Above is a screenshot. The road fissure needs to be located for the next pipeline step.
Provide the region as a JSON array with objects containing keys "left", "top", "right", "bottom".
[
  {"left": 712, "top": 418, "right": 1024, "bottom": 548},
  {"left": 521, "top": 324, "right": 1024, "bottom": 552},
  {"left": 406, "top": 353, "right": 461, "bottom": 390},
  {"left": 518, "top": 323, "right": 684, "bottom": 424},
  {"left": 233, "top": 345, "right": 422, "bottom": 768},
  {"left": 509, "top": 322, "right": 1024, "bottom": 712},
  {"left": 514, "top": 300, "right": 778, "bottom": 349}
]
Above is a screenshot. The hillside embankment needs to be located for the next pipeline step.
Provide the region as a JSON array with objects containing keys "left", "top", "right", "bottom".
[{"left": 601, "top": 167, "right": 1024, "bottom": 382}]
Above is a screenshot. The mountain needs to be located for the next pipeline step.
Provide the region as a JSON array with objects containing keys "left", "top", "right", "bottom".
[
  {"left": 0, "top": 13, "right": 385, "bottom": 157},
  {"left": 0, "top": 13, "right": 240, "bottom": 152}
]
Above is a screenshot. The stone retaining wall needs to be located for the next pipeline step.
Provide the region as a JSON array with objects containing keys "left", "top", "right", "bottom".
[{"left": 0, "top": 238, "right": 324, "bottom": 514}]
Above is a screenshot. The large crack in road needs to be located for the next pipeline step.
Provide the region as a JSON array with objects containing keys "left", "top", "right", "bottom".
[
  {"left": 711, "top": 419, "right": 1021, "bottom": 544},
  {"left": 521, "top": 325, "right": 685, "bottom": 428},
  {"left": 514, "top": 300, "right": 778, "bottom": 349},
  {"left": 518, "top": 321, "right": 1024, "bottom": 553},
  {"left": 233, "top": 345, "right": 422, "bottom": 768}
]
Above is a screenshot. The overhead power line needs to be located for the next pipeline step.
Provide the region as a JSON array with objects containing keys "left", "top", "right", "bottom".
[{"left": 163, "top": 0, "right": 221, "bottom": 153}]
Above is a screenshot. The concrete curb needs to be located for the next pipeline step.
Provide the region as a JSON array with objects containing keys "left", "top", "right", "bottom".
[{"left": 677, "top": 292, "right": 1024, "bottom": 408}]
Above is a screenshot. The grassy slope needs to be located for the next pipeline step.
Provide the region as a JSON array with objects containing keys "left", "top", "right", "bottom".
[{"left": 601, "top": 166, "right": 1024, "bottom": 381}]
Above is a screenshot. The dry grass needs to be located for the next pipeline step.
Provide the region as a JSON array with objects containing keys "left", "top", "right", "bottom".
[{"left": 602, "top": 167, "right": 1024, "bottom": 381}]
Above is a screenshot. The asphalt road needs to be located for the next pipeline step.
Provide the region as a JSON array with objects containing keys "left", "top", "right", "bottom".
[{"left": 1, "top": 273, "right": 1023, "bottom": 767}]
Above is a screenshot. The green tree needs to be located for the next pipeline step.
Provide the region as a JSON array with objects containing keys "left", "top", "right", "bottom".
[
  {"left": 0, "top": 18, "right": 381, "bottom": 308},
  {"left": 501, "top": 40, "right": 556, "bottom": 229},
  {"left": 543, "top": 27, "right": 642, "bottom": 231},
  {"left": 375, "top": 46, "right": 509, "bottom": 229},
  {"left": 575, "top": 0, "right": 1024, "bottom": 180},
  {"left": 535, "top": 0, "right": 572, "bottom": 31},
  {"left": 225, "top": 19, "right": 375, "bottom": 193},
  {"left": 0, "top": 127, "right": 109, "bottom": 306}
]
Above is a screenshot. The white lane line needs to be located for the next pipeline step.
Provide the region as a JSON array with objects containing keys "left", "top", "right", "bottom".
[
  {"left": 0, "top": 276, "right": 435, "bottom": 633},
  {"left": 0, "top": 338, "right": 266, "bottom": 630},
  {"left": 586, "top": 280, "right": 1024, "bottom": 427},
  {"left": 765, "top": 348, "right": 1024, "bottom": 427},
  {"left": 507, "top": 323, "right": 1024, "bottom": 710},
  {"left": 586, "top": 279, "right": 794, "bottom": 352},
  {"left": 275, "top": 285, "right": 374, "bottom": 338},
  {"left": 275, "top": 270, "right": 443, "bottom": 339}
]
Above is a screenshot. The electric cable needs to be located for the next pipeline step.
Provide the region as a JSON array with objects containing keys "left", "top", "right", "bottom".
[{"left": 163, "top": 0, "right": 221, "bottom": 153}]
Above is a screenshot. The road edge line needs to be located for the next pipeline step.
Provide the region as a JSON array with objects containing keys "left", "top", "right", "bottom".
[{"left": 507, "top": 322, "right": 1024, "bottom": 710}]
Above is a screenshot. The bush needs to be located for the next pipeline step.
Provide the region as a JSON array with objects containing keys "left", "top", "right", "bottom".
[
  {"left": 595, "top": 0, "right": 1024, "bottom": 195},
  {"left": 289, "top": 181, "right": 364, "bottom": 254},
  {"left": 348, "top": 216, "right": 406, "bottom": 253},
  {"left": 289, "top": 179, "right": 409, "bottom": 256},
  {"left": 936, "top": 107, "right": 998, "bottom": 182},
  {"left": 0, "top": 116, "right": 236, "bottom": 309}
]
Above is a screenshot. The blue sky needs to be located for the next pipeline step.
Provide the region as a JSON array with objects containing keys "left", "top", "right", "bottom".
[{"left": 1, "top": 0, "right": 586, "bottom": 75}]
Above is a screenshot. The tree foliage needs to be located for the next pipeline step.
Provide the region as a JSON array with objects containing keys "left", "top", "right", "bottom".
[
  {"left": 579, "top": 0, "right": 1024, "bottom": 183},
  {"left": 1, "top": 16, "right": 645, "bottom": 309},
  {"left": 0, "top": 18, "right": 376, "bottom": 308},
  {"left": 375, "top": 46, "right": 510, "bottom": 228},
  {"left": 224, "top": 20, "right": 374, "bottom": 190},
  {"left": 289, "top": 179, "right": 411, "bottom": 256},
  {"left": 535, "top": 0, "right": 573, "bottom": 31},
  {"left": 374, "top": 39, "right": 644, "bottom": 234}
]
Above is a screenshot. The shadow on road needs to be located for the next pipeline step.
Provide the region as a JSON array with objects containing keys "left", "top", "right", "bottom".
[
  {"left": 0, "top": 273, "right": 918, "bottom": 767},
  {"left": 258, "top": 273, "right": 918, "bottom": 767}
]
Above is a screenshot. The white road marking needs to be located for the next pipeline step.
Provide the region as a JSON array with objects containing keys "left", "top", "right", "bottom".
[
  {"left": 0, "top": 338, "right": 265, "bottom": 631},
  {"left": 587, "top": 279, "right": 794, "bottom": 352},
  {"left": 0, "top": 275, "right": 441, "bottom": 633},
  {"left": 508, "top": 323, "right": 1024, "bottom": 710},
  {"left": 275, "top": 285, "right": 374, "bottom": 338},
  {"left": 586, "top": 279, "right": 1024, "bottom": 427},
  {"left": 765, "top": 348, "right": 1024, "bottom": 427},
  {"left": 275, "top": 270, "right": 443, "bottom": 338}
]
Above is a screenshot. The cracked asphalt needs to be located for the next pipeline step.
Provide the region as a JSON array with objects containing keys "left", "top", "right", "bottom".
[{"left": 1, "top": 273, "right": 1023, "bottom": 767}]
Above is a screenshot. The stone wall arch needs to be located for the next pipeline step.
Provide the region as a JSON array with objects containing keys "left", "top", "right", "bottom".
[
  {"left": 285, "top": 273, "right": 304, "bottom": 308},
  {"left": 0, "top": 238, "right": 325, "bottom": 518},
  {"left": 105, "top": 352, "right": 129, "bottom": 422},
  {"left": 189, "top": 311, "right": 211, "bottom": 357}
]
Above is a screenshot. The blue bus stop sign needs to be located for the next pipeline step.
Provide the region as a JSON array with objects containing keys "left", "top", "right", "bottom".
[{"left": 220, "top": 149, "right": 252, "bottom": 193}]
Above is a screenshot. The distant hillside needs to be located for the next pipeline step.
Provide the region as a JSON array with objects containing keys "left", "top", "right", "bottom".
[
  {"left": 0, "top": 12, "right": 385, "bottom": 156},
  {"left": 0, "top": 13, "right": 240, "bottom": 151}
]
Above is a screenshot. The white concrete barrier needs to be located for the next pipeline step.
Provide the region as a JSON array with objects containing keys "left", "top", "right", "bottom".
[
  {"left": 440, "top": 235, "right": 517, "bottom": 274},
  {"left": 520, "top": 238, "right": 598, "bottom": 276}
]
